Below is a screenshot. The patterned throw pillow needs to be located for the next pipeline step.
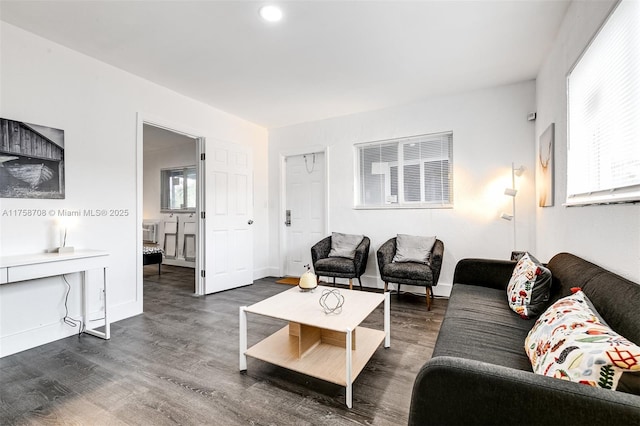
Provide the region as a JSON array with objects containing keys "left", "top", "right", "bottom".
[
  {"left": 525, "top": 290, "right": 640, "bottom": 393},
  {"left": 506, "top": 253, "right": 552, "bottom": 319}
]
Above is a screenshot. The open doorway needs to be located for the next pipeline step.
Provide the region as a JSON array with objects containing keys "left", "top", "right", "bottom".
[{"left": 142, "top": 124, "right": 198, "bottom": 293}]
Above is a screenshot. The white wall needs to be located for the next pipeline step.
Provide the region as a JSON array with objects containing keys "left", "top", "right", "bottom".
[
  {"left": 0, "top": 23, "right": 268, "bottom": 357},
  {"left": 535, "top": 0, "right": 640, "bottom": 282},
  {"left": 269, "top": 81, "right": 537, "bottom": 296}
]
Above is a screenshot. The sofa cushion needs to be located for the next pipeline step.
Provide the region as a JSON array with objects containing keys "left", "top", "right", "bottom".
[
  {"left": 392, "top": 234, "right": 436, "bottom": 264},
  {"left": 525, "top": 290, "right": 640, "bottom": 394},
  {"left": 328, "top": 232, "right": 363, "bottom": 259},
  {"left": 506, "top": 253, "right": 552, "bottom": 319},
  {"left": 433, "top": 284, "right": 533, "bottom": 371}
]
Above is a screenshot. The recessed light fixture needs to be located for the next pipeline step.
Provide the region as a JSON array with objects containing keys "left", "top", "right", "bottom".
[{"left": 259, "top": 5, "right": 283, "bottom": 22}]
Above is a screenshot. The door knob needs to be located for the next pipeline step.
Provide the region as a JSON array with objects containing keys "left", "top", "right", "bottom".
[{"left": 248, "top": 220, "right": 254, "bottom": 225}]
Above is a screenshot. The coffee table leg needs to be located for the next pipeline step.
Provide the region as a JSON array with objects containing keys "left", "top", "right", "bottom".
[
  {"left": 384, "top": 291, "right": 390, "bottom": 348},
  {"left": 239, "top": 306, "right": 247, "bottom": 371},
  {"left": 346, "top": 327, "right": 353, "bottom": 408}
]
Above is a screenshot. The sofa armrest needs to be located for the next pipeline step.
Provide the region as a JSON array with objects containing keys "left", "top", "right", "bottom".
[
  {"left": 452, "top": 258, "right": 516, "bottom": 290},
  {"left": 409, "top": 356, "right": 640, "bottom": 426}
]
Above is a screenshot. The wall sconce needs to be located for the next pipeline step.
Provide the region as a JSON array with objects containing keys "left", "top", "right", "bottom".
[
  {"left": 500, "top": 212, "right": 513, "bottom": 221},
  {"left": 501, "top": 163, "right": 525, "bottom": 251}
]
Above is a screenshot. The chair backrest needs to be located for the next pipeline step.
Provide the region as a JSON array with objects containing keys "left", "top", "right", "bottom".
[
  {"left": 377, "top": 236, "right": 444, "bottom": 274},
  {"left": 311, "top": 234, "right": 370, "bottom": 276}
]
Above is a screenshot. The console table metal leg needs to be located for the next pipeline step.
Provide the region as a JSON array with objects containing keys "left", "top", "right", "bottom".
[
  {"left": 239, "top": 306, "right": 248, "bottom": 371},
  {"left": 82, "top": 269, "right": 88, "bottom": 333},
  {"left": 384, "top": 291, "right": 390, "bottom": 348},
  {"left": 103, "top": 267, "right": 110, "bottom": 339},
  {"left": 346, "top": 327, "right": 353, "bottom": 408},
  {"left": 83, "top": 266, "right": 110, "bottom": 340}
]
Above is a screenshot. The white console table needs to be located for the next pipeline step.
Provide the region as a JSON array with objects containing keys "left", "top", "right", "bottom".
[{"left": 0, "top": 250, "right": 110, "bottom": 340}]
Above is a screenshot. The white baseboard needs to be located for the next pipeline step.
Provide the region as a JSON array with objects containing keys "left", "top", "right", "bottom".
[
  {"left": 0, "top": 299, "right": 142, "bottom": 359},
  {"left": 432, "top": 283, "right": 452, "bottom": 298},
  {"left": 260, "top": 266, "right": 281, "bottom": 279},
  {"left": 109, "top": 299, "right": 142, "bottom": 323},
  {"left": 0, "top": 321, "right": 78, "bottom": 358},
  {"left": 253, "top": 267, "right": 273, "bottom": 280}
]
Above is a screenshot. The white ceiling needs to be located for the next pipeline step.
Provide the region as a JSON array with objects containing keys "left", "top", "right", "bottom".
[{"left": 0, "top": 0, "right": 571, "bottom": 129}]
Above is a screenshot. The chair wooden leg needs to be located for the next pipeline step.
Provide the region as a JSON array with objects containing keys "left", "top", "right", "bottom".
[
  {"left": 357, "top": 277, "right": 363, "bottom": 290},
  {"left": 333, "top": 277, "right": 336, "bottom": 287},
  {"left": 348, "top": 278, "right": 353, "bottom": 290},
  {"left": 384, "top": 282, "right": 388, "bottom": 292},
  {"left": 426, "top": 287, "right": 432, "bottom": 311}
]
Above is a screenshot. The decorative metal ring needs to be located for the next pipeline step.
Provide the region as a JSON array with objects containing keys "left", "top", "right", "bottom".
[{"left": 319, "top": 289, "right": 344, "bottom": 315}]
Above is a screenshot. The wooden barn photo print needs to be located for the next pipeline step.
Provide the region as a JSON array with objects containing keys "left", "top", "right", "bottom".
[{"left": 0, "top": 118, "right": 65, "bottom": 199}]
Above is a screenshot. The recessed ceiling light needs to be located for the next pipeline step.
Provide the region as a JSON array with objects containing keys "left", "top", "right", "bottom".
[{"left": 259, "top": 5, "right": 283, "bottom": 22}]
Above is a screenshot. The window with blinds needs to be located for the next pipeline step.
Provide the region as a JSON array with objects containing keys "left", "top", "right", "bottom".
[
  {"left": 355, "top": 132, "right": 453, "bottom": 208},
  {"left": 161, "top": 166, "right": 197, "bottom": 212},
  {"left": 566, "top": 0, "right": 640, "bottom": 205}
]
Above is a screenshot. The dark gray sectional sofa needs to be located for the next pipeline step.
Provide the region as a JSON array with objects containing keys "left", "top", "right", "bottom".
[{"left": 409, "top": 253, "right": 640, "bottom": 425}]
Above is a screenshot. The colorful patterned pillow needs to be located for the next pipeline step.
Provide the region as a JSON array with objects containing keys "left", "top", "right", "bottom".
[
  {"left": 506, "top": 252, "right": 552, "bottom": 319},
  {"left": 525, "top": 291, "right": 640, "bottom": 393}
]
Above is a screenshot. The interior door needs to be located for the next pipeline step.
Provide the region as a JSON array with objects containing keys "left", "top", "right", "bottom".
[
  {"left": 285, "top": 152, "right": 325, "bottom": 277},
  {"left": 205, "top": 141, "right": 253, "bottom": 294}
]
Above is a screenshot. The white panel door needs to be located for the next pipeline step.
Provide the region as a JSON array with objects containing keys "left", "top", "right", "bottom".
[
  {"left": 285, "top": 153, "right": 325, "bottom": 277},
  {"left": 205, "top": 142, "right": 253, "bottom": 294}
]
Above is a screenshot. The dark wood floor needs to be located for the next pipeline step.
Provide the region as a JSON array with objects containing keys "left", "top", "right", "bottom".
[{"left": 0, "top": 265, "right": 447, "bottom": 425}]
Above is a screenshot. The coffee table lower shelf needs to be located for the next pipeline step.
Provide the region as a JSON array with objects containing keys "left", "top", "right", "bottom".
[{"left": 245, "top": 325, "right": 385, "bottom": 387}]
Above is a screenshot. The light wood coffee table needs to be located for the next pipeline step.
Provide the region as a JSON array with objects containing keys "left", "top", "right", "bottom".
[{"left": 239, "top": 285, "right": 390, "bottom": 408}]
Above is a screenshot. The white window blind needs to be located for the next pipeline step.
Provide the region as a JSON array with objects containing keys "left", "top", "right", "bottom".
[
  {"left": 566, "top": 0, "right": 640, "bottom": 205},
  {"left": 355, "top": 132, "right": 453, "bottom": 208}
]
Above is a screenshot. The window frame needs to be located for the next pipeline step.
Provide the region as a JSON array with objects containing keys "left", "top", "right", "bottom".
[
  {"left": 354, "top": 132, "right": 453, "bottom": 210},
  {"left": 160, "top": 165, "right": 197, "bottom": 213}
]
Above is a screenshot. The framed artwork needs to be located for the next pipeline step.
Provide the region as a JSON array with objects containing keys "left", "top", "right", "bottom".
[
  {"left": 538, "top": 123, "right": 554, "bottom": 207},
  {"left": 0, "top": 118, "right": 65, "bottom": 199}
]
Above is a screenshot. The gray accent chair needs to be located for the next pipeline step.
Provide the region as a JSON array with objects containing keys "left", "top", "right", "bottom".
[
  {"left": 376, "top": 238, "right": 444, "bottom": 310},
  {"left": 311, "top": 236, "right": 370, "bottom": 290}
]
